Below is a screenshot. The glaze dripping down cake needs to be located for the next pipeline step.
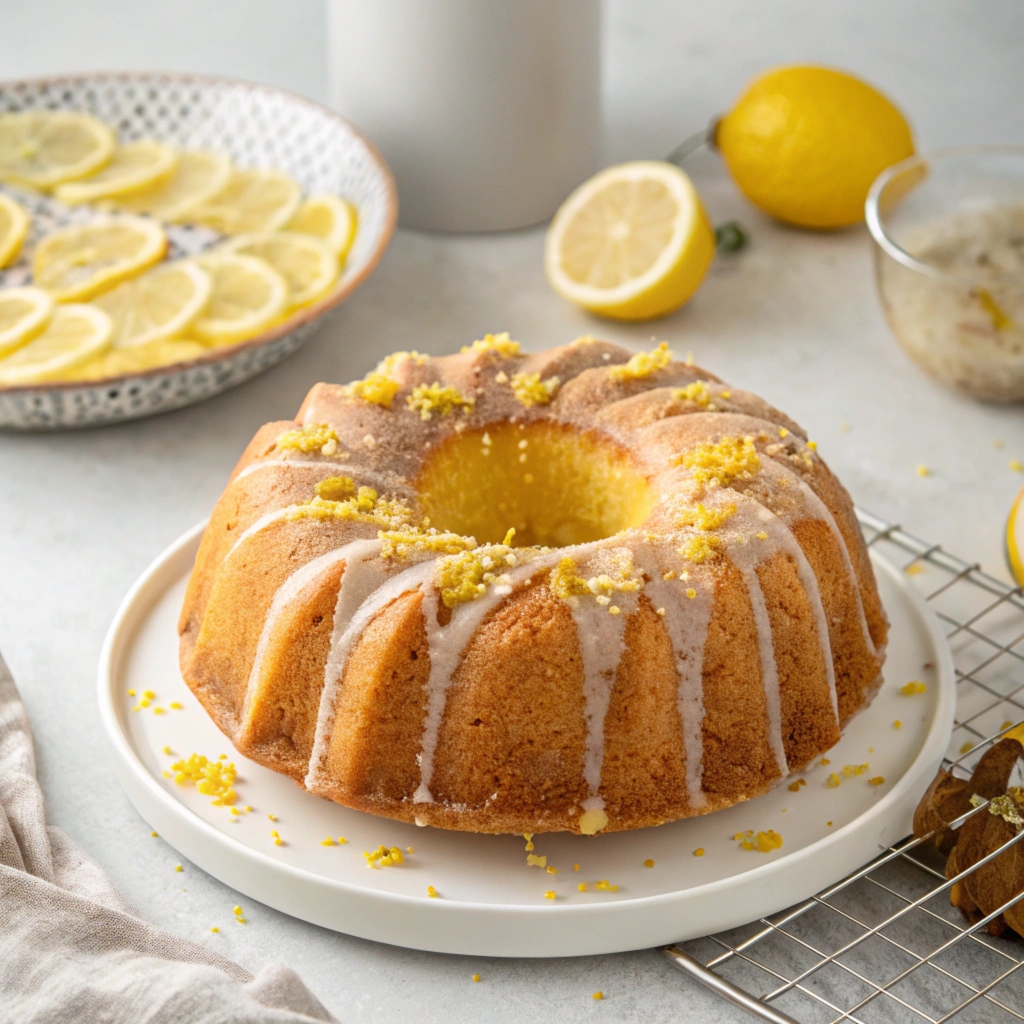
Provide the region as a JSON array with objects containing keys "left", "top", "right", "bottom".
[{"left": 179, "top": 336, "right": 887, "bottom": 835}]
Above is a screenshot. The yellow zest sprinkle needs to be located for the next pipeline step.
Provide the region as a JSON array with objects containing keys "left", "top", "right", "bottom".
[
  {"left": 734, "top": 829, "right": 783, "bottom": 852},
  {"left": 143, "top": 690, "right": 155, "bottom": 699},
  {"left": 527, "top": 854, "right": 548, "bottom": 868},
  {"left": 663, "top": 570, "right": 675, "bottom": 580},
  {"left": 289, "top": 485, "right": 414, "bottom": 529},
  {"left": 679, "top": 534, "right": 720, "bottom": 563},
  {"left": 378, "top": 525, "right": 476, "bottom": 560},
  {"left": 435, "top": 532, "right": 521, "bottom": 607},
  {"left": 169, "top": 701, "right": 183, "bottom": 710},
  {"left": 315, "top": 475, "right": 355, "bottom": 500},
  {"left": 229, "top": 807, "right": 239, "bottom": 816},
  {"left": 643, "top": 859, "right": 655, "bottom": 868},
  {"left": 174, "top": 864, "right": 183, "bottom": 872},
  {"left": 162, "top": 746, "right": 172, "bottom": 755},
  {"left": 674, "top": 435, "right": 761, "bottom": 488},
  {"left": 788, "top": 778, "right": 807, "bottom": 792},
  {"left": 756, "top": 530, "right": 768, "bottom": 540},
  {"left": 686, "top": 588, "right": 697, "bottom": 599},
  {"left": 268, "top": 814, "right": 276, "bottom": 821},
  {"left": 153, "top": 707, "right": 165, "bottom": 715},
  {"left": 827, "top": 820, "right": 834, "bottom": 827},
  {"left": 233, "top": 905, "right": 243, "bottom": 916},
  {"left": 869, "top": 776, "right": 885, "bottom": 786},
  {"left": 578, "top": 882, "right": 587, "bottom": 892},
  {"left": 427, "top": 886, "right": 439, "bottom": 898},
  {"left": 270, "top": 830, "right": 279, "bottom": 837},
  {"left": 693, "top": 848, "right": 704, "bottom": 857},
  {"left": 904, "top": 563, "right": 924, "bottom": 576},
  {"left": 841, "top": 763, "right": 869, "bottom": 778},
  {"left": 139, "top": 698, "right": 150, "bottom": 708},
  {"left": 593, "top": 992, "right": 604, "bottom": 1001},
  {"left": 546, "top": 865, "right": 558, "bottom": 874},
  {"left": 916, "top": 464, "right": 930, "bottom": 477},
  {"left": 544, "top": 891, "right": 556, "bottom": 900},
  {"left": 244, "top": 806, "right": 252, "bottom": 812},
  {"left": 276, "top": 423, "right": 342, "bottom": 454},
  {"left": 673, "top": 380, "right": 712, "bottom": 407},
  {"left": 595, "top": 880, "right": 619, "bottom": 891},
  {"left": 960, "top": 742, "right": 974, "bottom": 755},
  {"left": 236, "top": 917, "right": 247, "bottom": 924},
  {"left": 1011, "top": 459, "right": 1023, "bottom": 473},
  {"left": 462, "top": 332, "right": 520, "bottom": 358},
  {"left": 345, "top": 351, "right": 424, "bottom": 407},
  {"left": 826, "top": 773, "right": 841, "bottom": 788},
  {"left": 807, "top": 440, "right": 817, "bottom": 451},
  {"left": 169, "top": 753, "right": 237, "bottom": 806},
  {"left": 821, "top": 758, "right": 831, "bottom": 765},
  {"left": 677, "top": 502, "right": 735, "bottom": 531},
  {"left": 127, "top": 689, "right": 136, "bottom": 697},
  {"left": 779, "top": 427, "right": 789, "bottom": 438},
  {"left": 321, "top": 837, "right": 336, "bottom": 846},
  {"left": 364, "top": 845, "right": 406, "bottom": 868},
  {"left": 570, "top": 335, "right": 596, "bottom": 346},
  {"left": 573, "top": 863, "right": 580, "bottom": 871},
  {"left": 210, "top": 926, "right": 219, "bottom": 933},
  {"left": 510, "top": 370, "right": 560, "bottom": 407},
  {"left": 901, "top": 680, "right": 927, "bottom": 696},
  {"left": 609, "top": 341, "right": 672, "bottom": 381},
  {"left": 273, "top": 838, "right": 283, "bottom": 846},
  {"left": 893, "top": 720, "right": 902, "bottom": 729},
  {"left": 150, "top": 831, "right": 158, "bottom": 837},
  {"left": 407, "top": 382, "right": 474, "bottom": 420},
  {"left": 472, "top": 973, "right": 481, "bottom": 983}
]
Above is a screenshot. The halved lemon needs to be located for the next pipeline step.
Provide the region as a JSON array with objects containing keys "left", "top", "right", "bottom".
[
  {"left": 190, "top": 169, "right": 302, "bottom": 235},
  {"left": 0, "top": 286, "right": 54, "bottom": 357},
  {"left": 287, "top": 194, "right": 356, "bottom": 259},
  {"left": 0, "top": 110, "right": 115, "bottom": 190},
  {"left": 55, "top": 336, "right": 209, "bottom": 382},
  {"left": 32, "top": 216, "right": 167, "bottom": 302},
  {"left": 190, "top": 252, "right": 288, "bottom": 345},
  {"left": 221, "top": 231, "right": 339, "bottom": 309},
  {"left": 544, "top": 161, "right": 715, "bottom": 321},
  {"left": 0, "top": 193, "right": 30, "bottom": 268},
  {"left": 53, "top": 139, "right": 178, "bottom": 205},
  {"left": 92, "top": 259, "right": 212, "bottom": 349},
  {"left": 113, "top": 150, "right": 232, "bottom": 222},
  {"left": 0, "top": 303, "right": 111, "bottom": 385}
]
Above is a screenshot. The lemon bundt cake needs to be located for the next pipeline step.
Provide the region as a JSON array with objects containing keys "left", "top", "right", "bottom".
[{"left": 179, "top": 337, "right": 887, "bottom": 835}]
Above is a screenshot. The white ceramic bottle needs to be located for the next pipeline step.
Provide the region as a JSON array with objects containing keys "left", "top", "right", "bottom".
[{"left": 327, "top": 0, "right": 602, "bottom": 232}]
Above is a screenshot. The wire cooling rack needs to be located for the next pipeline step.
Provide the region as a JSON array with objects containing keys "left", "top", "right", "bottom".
[{"left": 663, "top": 508, "right": 1024, "bottom": 1024}]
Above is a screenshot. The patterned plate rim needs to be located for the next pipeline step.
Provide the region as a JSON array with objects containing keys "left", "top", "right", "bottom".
[{"left": 0, "top": 69, "right": 398, "bottom": 394}]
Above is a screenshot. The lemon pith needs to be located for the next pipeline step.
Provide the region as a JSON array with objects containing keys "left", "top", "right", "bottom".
[
  {"left": 545, "top": 161, "right": 715, "bottom": 321},
  {"left": 717, "top": 65, "right": 915, "bottom": 229}
]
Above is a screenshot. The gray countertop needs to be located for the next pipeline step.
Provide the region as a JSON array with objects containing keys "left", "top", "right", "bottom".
[{"left": 2, "top": 1, "right": 1023, "bottom": 1020}]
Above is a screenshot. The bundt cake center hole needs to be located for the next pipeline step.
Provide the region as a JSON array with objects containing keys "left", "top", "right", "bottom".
[{"left": 415, "top": 422, "right": 655, "bottom": 548}]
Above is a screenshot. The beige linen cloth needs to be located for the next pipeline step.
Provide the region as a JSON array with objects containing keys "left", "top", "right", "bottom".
[{"left": 0, "top": 653, "right": 336, "bottom": 1024}]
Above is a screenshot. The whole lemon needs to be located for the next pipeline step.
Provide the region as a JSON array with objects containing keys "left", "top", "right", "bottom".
[{"left": 716, "top": 66, "right": 914, "bottom": 229}]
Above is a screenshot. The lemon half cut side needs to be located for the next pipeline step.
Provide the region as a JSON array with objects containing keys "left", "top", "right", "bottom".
[{"left": 544, "top": 161, "right": 715, "bottom": 322}]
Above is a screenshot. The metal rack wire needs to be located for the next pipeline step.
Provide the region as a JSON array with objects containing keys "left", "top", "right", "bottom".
[{"left": 663, "top": 508, "right": 1024, "bottom": 1024}]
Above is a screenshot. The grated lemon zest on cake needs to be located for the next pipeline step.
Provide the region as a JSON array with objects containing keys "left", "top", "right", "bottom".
[
  {"left": 315, "top": 475, "right": 355, "bottom": 500},
  {"left": 287, "top": 486, "right": 415, "bottom": 529},
  {"left": 346, "top": 371, "right": 400, "bottom": 408},
  {"left": 609, "top": 341, "right": 672, "bottom": 381},
  {"left": 826, "top": 773, "right": 840, "bottom": 788},
  {"left": 462, "top": 332, "right": 520, "bottom": 358},
  {"left": 675, "top": 435, "right": 761, "bottom": 488},
  {"left": 378, "top": 525, "right": 478, "bottom": 559},
  {"left": 275, "top": 423, "right": 343, "bottom": 455},
  {"left": 170, "top": 753, "right": 237, "bottom": 806},
  {"left": 510, "top": 371, "right": 560, "bottom": 407},
  {"left": 869, "top": 776, "right": 885, "bottom": 786},
  {"left": 678, "top": 534, "right": 721, "bottom": 564},
  {"left": 435, "top": 530, "right": 529, "bottom": 607},
  {"left": 407, "top": 382, "right": 475, "bottom": 421},
  {"left": 579, "top": 807, "right": 609, "bottom": 835},
  {"left": 677, "top": 502, "right": 735, "bottom": 531},
  {"left": 673, "top": 380, "right": 716, "bottom": 408},
  {"left": 733, "top": 828, "right": 783, "bottom": 852}
]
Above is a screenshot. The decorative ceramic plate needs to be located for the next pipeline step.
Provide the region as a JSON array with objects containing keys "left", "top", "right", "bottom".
[
  {"left": 98, "top": 522, "right": 955, "bottom": 957},
  {"left": 0, "top": 72, "right": 396, "bottom": 430}
]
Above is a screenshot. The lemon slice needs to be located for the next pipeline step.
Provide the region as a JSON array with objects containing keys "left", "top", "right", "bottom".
[
  {"left": 190, "top": 169, "right": 302, "bottom": 235},
  {"left": 92, "top": 259, "right": 212, "bottom": 349},
  {"left": 0, "top": 303, "right": 111, "bottom": 385},
  {"left": 113, "top": 150, "right": 232, "bottom": 222},
  {"left": 56, "top": 336, "right": 209, "bottom": 381},
  {"left": 0, "top": 193, "right": 30, "bottom": 268},
  {"left": 0, "top": 110, "right": 115, "bottom": 190},
  {"left": 0, "top": 286, "right": 54, "bottom": 357},
  {"left": 53, "top": 140, "right": 178, "bottom": 205},
  {"left": 190, "top": 252, "right": 288, "bottom": 345},
  {"left": 544, "top": 161, "right": 715, "bottom": 321},
  {"left": 221, "top": 231, "right": 339, "bottom": 308},
  {"left": 287, "top": 194, "right": 356, "bottom": 259},
  {"left": 32, "top": 216, "right": 168, "bottom": 302}
]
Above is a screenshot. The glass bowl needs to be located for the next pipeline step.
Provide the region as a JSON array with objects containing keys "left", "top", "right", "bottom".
[{"left": 866, "top": 145, "right": 1024, "bottom": 402}]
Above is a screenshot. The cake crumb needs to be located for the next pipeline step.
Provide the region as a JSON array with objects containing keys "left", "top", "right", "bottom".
[
  {"left": 869, "top": 776, "right": 885, "bottom": 786},
  {"left": 544, "top": 890, "right": 556, "bottom": 900}
]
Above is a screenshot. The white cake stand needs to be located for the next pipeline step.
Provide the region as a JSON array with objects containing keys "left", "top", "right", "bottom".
[{"left": 98, "top": 523, "right": 954, "bottom": 957}]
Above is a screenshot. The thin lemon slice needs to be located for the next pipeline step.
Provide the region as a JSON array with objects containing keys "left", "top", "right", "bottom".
[
  {"left": 32, "top": 216, "right": 168, "bottom": 302},
  {"left": 0, "top": 303, "right": 111, "bottom": 385},
  {"left": 0, "top": 110, "right": 115, "bottom": 190},
  {"left": 53, "top": 140, "right": 178, "bottom": 205},
  {"left": 92, "top": 259, "right": 212, "bottom": 349},
  {"left": 0, "top": 286, "right": 54, "bottom": 357},
  {"left": 222, "top": 231, "right": 339, "bottom": 309},
  {"left": 0, "top": 193, "right": 30, "bottom": 268},
  {"left": 190, "top": 169, "right": 302, "bottom": 235},
  {"left": 113, "top": 150, "right": 232, "bottom": 222},
  {"left": 544, "top": 161, "right": 715, "bottom": 321},
  {"left": 56, "top": 337, "right": 209, "bottom": 381},
  {"left": 190, "top": 252, "right": 288, "bottom": 345},
  {"left": 287, "top": 194, "right": 356, "bottom": 259}
]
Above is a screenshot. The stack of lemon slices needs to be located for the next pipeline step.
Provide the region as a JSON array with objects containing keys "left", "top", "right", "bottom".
[{"left": 0, "top": 109, "right": 358, "bottom": 386}]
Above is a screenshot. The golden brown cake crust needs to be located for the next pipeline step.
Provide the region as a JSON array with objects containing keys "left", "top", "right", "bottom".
[{"left": 180, "top": 338, "right": 887, "bottom": 835}]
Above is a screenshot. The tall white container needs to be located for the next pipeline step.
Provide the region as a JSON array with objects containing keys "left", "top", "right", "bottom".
[{"left": 327, "top": 0, "right": 602, "bottom": 232}]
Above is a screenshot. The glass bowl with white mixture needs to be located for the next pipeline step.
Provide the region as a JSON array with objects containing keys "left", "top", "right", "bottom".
[{"left": 866, "top": 146, "right": 1024, "bottom": 401}]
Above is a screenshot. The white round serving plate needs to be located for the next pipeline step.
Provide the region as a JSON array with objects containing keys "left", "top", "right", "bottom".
[
  {"left": 98, "top": 523, "right": 955, "bottom": 958},
  {"left": 0, "top": 71, "right": 396, "bottom": 430}
]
